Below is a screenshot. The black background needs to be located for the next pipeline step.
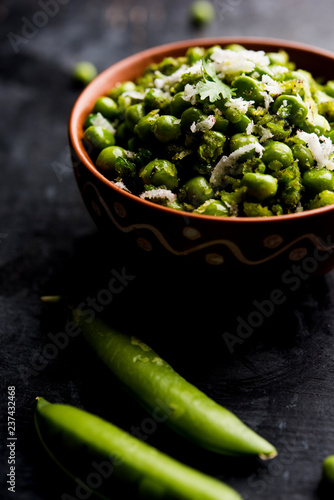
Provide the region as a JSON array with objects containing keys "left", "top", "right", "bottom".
[{"left": 2, "top": 1, "right": 334, "bottom": 499}]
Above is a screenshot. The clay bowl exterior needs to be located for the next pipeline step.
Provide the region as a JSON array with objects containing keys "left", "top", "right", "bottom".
[{"left": 69, "top": 37, "right": 334, "bottom": 277}]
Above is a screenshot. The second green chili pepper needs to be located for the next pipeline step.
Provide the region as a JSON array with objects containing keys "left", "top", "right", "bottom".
[{"left": 35, "top": 397, "right": 242, "bottom": 500}]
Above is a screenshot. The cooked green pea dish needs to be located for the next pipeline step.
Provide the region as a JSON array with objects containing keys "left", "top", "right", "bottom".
[{"left": 83, "top": 44, "right": 334, "bottom": 217}]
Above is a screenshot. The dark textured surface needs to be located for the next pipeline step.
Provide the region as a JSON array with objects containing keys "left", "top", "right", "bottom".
[{"left": 2, "top": 1, "right": 334, "bottom": 499}]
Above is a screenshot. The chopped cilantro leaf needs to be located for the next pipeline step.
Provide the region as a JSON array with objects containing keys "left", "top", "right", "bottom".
[{"left": 197, "top": 58, "right": 234, "bottom": 102}]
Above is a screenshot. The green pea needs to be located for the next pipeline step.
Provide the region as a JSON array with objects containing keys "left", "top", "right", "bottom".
[
  {"left": 267, "top": 50, "right": 290, "bottom": 66},
  {"left": 181, "top": 107, "right": 208, "bottom": 130},
  {"left": 213, "top": 115, "right": 229, "bottom": 133},
  {"left": 170, "top": 92, "right": 192, "bottom": 117},
  {"left": 272, "top": 204, "right": 284, "bottom": 215},
  {"left": 127, "top": 136, "right": 140, "bottom": 152},
  {"left": 224, "top": 107, "right": 242, "bottom": 125},
  {"left": 117, "top": 93, "right": 133, "bottom": 110},
  {"left": 272, "top": 94, "right": 308, "bottom": 126},
  {"left": 323, "top": 81, "right": 334, "bottom": 98},
  {"left": 167, "top": 199, "right": 185, "bottom": 211},
  {"left": 232, "top": 76, "right": 265, "bottom": 105},
  {"left": 72, "top": 61, "right": 97, "bottom": 86},
  {"left": 95, "top": 146, "right": 128, "bottom": 176},
  {"left": 195, "top": 199, "right": 229, "bottom": 216},
  {"left": 236, "top": 116, "right": 254, "bottom": 134},
  {"left": 303, "top": 114, "right": 330, "bottom": 135},
  {"left": 186, "top": 46, "right": 205, "bottom": 65},
  {"left": 223, "top": 44, "right": 246, "bottom": 51},
  {"left": 115, "top": 121, "right": 129, "bottom": 143},
  {"left": 230, "top": 133, "right": 260, "bottom": 161},
  {"left": 242, "top": 172, "right": 278, "bottom": 201},
  {"left": 262, "top": 141, "right": 294, "bottom": 169},
  {"left": 83, "top": 126, "right": 115, "bottom": 150},
  {"left": 225, "top": 107, "right": 253, "bottom": 133},
  {"left": 181, "top": 176, "right": 214, "bottom": 207},
  {"left": 84, "top": 113, "right": 96, "bottom": 129},
  {"left": 140, "top": 159, "right": 178, "bottom": 190},
  {"left": 144, "top": 88, "right": 170, "bottom": 111},
  {"left": 252, "top": 65, "right": 274, "bottom": 78},
  {"left": 189, "top": 0, "right": 215, "bottom": 26},
  {"left": 125, "top": 103, "right": 145, "bottom": 131},
  {"left": 322, "top": 455, "right": 334, "bottom": 484},
  {"left": 158, "top": 56, "right": 181, "bottom": 76},
  {"left": 108, "top": 81, "right": 136, "bottom": 100},
  {"left": 134, "top": 112, "right": 159, "bottom": 141},
  {"left": 153, "top": 115, "right": 182, "bottom": 143},
  {"left": 318, "top": 101, "right": 334, "bottom": 122},
  {"left": 93, "top": 96, "right": 118, "bottom": 119},
  {"left": 307, "top": 190, "right": 334, "bottom": 210},
  {"left": 303, "top": 168, "right": 334, "bottom": 193},
  {"left": 204, "top": 45, "right": 222, "bottom": 60},
  {"left": 291, "top": 143, "right": 315, "bottom": 170},
  {"left": 326, "top": 129, "right": 334, "bottom": 143}
]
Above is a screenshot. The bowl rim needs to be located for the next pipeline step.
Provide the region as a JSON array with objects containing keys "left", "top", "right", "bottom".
[{"left": 69, "top": 36, "right": 334, "bottom": 224}]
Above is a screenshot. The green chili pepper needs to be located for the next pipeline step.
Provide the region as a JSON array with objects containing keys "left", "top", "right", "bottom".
[
  {"left": 35, "top": 397, "right": 242, "bottom": 500},
  {"left": 72, "top": 310, "right": 277, "bottom": 459}
]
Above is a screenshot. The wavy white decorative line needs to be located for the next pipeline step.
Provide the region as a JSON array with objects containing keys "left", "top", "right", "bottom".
[{"left": 83, "top": 182, "right": 334, "bottom": 265}]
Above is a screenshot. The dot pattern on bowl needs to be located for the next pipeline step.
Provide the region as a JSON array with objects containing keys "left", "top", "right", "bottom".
[
  {"left": 91, "top": 200, "right": 101, "bottom": 216},
  {"left": 263, "top": 234, "right": 284, "bottom": 249},
  {"left": 289, "top": 247, "right": 308, "bottom": 261},
  {"left": 205, "top": 253, "right": 224, "bottom": 265},
  {"left": 136, "top": 237, "right": 153, "bottom": 252},
  {"left": 113, "top": 201, "right": 127, "bottom": 218},
  {"left": 83, "top": 182, "right": 334, "bottom": 267},
  {"left": 182, "top": 226, "right": 201, "bottom": 240}
]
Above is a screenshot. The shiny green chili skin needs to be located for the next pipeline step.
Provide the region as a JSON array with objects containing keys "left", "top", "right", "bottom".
[
  {"left": 72, "top": 310, "right": 277, "bottom": 459},
  {"left": 35, "top": 397, "right": 242, "bottom": 500}
]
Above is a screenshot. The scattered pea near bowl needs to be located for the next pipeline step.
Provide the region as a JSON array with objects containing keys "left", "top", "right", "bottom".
[{"left": 69, "top": 37, "right": 334, "bottom": 274}]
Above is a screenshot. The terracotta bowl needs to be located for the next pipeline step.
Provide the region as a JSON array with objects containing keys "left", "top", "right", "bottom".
[{"left": 69, "top": 37, "right": 334, "bottom": 277}]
